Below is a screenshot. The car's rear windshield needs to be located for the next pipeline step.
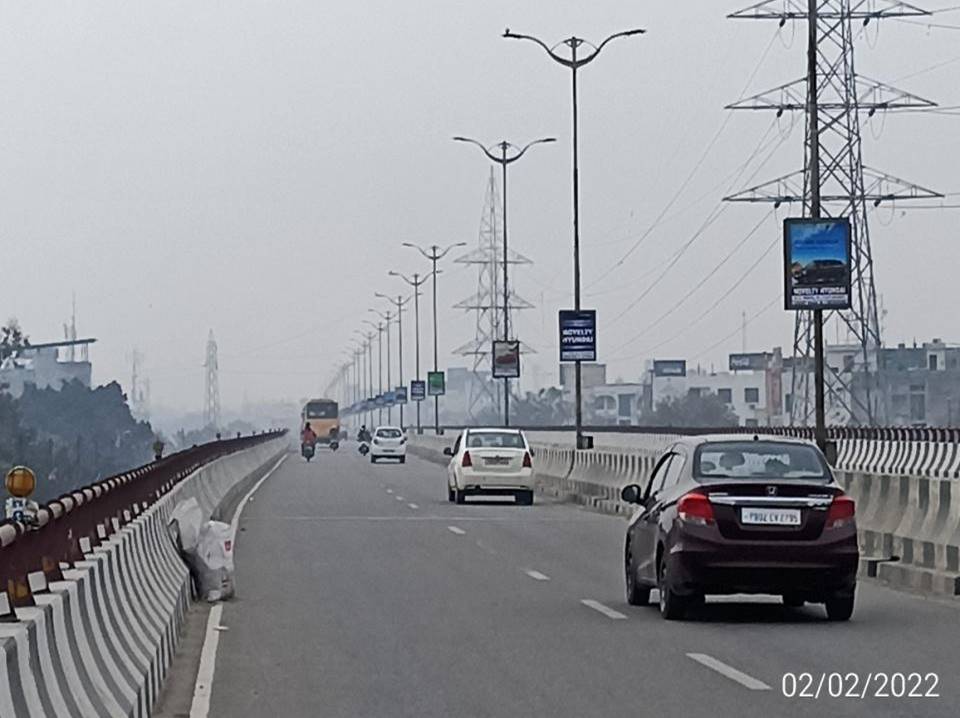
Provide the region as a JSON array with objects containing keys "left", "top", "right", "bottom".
[
  {"left": 376, "top": 428, "right": 402, "bottom": 438},
  {"left": 466, "top": 431, "right": 525, "bottom": 449},
  {"left": 695, "top": 441, "right": 828, "bottom": 479}
]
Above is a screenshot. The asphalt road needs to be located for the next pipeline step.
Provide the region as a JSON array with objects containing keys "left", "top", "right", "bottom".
[{"left": 207, "top": 447, "right": 959, "bottom": 718}]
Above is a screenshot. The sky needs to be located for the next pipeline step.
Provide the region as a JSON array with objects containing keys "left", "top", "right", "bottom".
[{"left": 2, "top": 1, "right": 958, "bottom": 411}]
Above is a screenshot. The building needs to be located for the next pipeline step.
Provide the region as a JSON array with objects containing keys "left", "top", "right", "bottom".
[{"left": 0, "top": 339, "right": 95, "bottom": 398}]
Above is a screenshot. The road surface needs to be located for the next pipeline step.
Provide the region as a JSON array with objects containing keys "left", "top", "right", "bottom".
[{"left": 206, "top": 448, "right": 958, "bottom": 718}]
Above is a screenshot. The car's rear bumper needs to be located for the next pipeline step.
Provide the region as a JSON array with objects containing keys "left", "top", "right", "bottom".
[
  {"left": 457, "top": 470, "right": 534, "bottom": 492},
  {"left": 372, "top": 446, "right": 406, "bottom": 456},
  {"left": 668, "top": 527, "right": 859, "bottom": 598}
]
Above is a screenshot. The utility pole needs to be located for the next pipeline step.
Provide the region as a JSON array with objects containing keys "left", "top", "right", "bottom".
[
  {"left": 504, "top": 27, "right": 645, "bottom": 448},
  {"left": 403, "top": 242, "right": 467, "bottom": 434},
  {"left": 453, "top": 135, "right": 554, "bottom": 426},
  {"left": 391, "top": 271, "right": 430, "bottom": 433}
]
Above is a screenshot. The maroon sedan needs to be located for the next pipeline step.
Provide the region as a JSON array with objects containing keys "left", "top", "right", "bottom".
[{"left": 621, "top": 435, "right": 859, "bottom": 621}]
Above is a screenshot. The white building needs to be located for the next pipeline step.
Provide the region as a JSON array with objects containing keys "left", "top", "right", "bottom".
[{"left": 0, "top": 340, "right": 94, "bottom": 398}]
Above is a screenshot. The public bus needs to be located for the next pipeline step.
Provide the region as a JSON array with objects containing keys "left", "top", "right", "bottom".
[{"left": 301, "top": 398, "right": 340, "bottom": 447}]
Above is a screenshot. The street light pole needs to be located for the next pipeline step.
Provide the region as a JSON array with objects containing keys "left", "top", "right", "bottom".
[
  {"left": 391, "top": 271, "right": 430, "bottom": 434},
  {"left": 403, "top": 242, "right": 467, "bottom": 434},
  {"left": 370, "top": 308, "right": 393, "bottom": 424},
  {"left": 453, "top": 135, "right": 555, "bottom": 427},
  {"left": 377, "top": 292, "right": 411, "bottom": 429},
  {"left": 364, "top": 319, "right": 385, "bottom": 426},
  {"left": 504, "top": 27, "right": 644, "bottom": 449}
]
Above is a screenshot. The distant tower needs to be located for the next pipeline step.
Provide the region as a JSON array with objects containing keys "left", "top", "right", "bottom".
[
  {"left": 129, "top": 348, "right": 148, "bottom": 419},
  {"left": 203, "top": 330, "right": 221, "bottom": 429},
  {"left": 453, "top": 168, "right": 534, "bottom": 421}
]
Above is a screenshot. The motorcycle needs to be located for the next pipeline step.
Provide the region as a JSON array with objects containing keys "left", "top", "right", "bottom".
[
  {"left": 301, "top": 442, "right": 316, "bottom": 462},
  {"left": 357, "top": 442, "right": 370, "bottom": 457}
]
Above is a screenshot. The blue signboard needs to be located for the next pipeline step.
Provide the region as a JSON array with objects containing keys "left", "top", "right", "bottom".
[
  {"left": 559, "top": 310, "right": 597, "bottom": 362},
  {"left": 395, "top": 386, "right": 408, "bottom": 405},
  {"left": 784, "top": 218, "right": 852, "bottom": 310},
  {"left": 384, "top": 391, "right": 396, "bottom": 406},
  {"left": 410, "top": 380, "right": 426, "bottom": 402}
]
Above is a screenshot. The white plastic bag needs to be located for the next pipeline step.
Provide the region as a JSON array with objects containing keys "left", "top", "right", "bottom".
[
  {"left": 193, "top": 520, "right": 236, "bottom": 602},
  {"left": 169, "top": 498, "right": 204, "bottom": 553}
]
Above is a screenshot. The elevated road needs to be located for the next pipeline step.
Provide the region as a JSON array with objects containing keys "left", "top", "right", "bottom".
[{"left": 207, "top": 449, "right": 958, "bottom": 717}]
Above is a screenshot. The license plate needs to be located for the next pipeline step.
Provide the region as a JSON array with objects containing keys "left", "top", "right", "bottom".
[
  {"left": 740, "top": 507, "right": 801, "bottom": 526},
  {"left": 484, "top": 457, "right": 510, "bottom": 466}
]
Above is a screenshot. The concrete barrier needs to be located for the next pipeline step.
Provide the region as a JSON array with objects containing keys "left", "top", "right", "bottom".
[{"left": 0, "top": 436, "right": 288, "bottom": 718}]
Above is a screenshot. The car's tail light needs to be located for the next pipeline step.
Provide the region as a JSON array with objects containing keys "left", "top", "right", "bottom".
[
  {"left": 825, "top": 494, "right": 855, "bottom": 529},
  {"left": 373, "top": 438, "right": 381, "bottom": 446},
  {"left": 677, "top": 492, "right": 714, "bottom": 526},
  {"left": 401, "top": 437, "right": 407, "bottom": 444},
  {"left": 462, "top": 451, "right": 472, "bottom": 468},
  {"left": 522, "top": 452, "right": 532, "bottom": 469}
]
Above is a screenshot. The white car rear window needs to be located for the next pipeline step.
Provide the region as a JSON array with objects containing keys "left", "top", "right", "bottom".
[
  {"left": 377, "top": 428, "right": 402, "bottom": 438},
  {"left": 466, "top": 432, "right": 525, "bottom": 449}
]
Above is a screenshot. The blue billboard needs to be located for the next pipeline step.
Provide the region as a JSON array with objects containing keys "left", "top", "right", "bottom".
[
  {"left": 784, "top": 218, "right": 852, "bottom": 310},
  {"left": 559, "top": 310, "right": 597, "bottom": 362}
]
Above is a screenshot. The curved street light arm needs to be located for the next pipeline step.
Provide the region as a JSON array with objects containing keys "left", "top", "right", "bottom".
[
  {"left": 506, "top": 137, "right": 557, "bottom": 164},
  {"left": 503, "top": 29, "right": 574, "bottom": 68},
  {"left": 453, "top": 136, "right": 502, "bottom": 164},
  {"left": 580, "top": 28, "right": 646, "bottom": 66}
]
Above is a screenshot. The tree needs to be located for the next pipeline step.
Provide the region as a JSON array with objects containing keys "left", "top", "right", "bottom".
[
  {"left": 0, "top": 318, "right": 29, "bottom": 360},
  {"left": 641, "top": 392, "right": 739, "bottom": 428}
]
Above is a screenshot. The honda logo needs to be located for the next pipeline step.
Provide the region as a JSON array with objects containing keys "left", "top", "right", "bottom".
[{"left": 766, "top": 486, "right": 778, "bottom": 497}]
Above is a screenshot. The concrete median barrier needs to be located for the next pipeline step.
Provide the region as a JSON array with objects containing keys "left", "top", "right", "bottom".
[{"left": 0, "top": 435, "right": 288, "bottom": 718}]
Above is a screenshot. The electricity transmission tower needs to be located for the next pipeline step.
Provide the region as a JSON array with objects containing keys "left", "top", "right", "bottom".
[
  {"left": 453, "top": 169, "right": 534, "bottom": 421},
  {"left": 725, "top": 0, "right": 941, "bottom": 426},
  {"left": 203, "top": 330, "right": 222, "bottom": 430}
]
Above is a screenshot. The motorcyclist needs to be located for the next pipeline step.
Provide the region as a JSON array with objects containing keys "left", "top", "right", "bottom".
[
  {"left": 301, "top": 422, "right": 318, "bottom": 448},
  {"left": 357, "top": 424, "right": 371, "bottom": 443}
]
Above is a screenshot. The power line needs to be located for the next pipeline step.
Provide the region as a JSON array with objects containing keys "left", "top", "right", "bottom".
[
  {"left": 689, "top": 294, "right": 783, "bottom": 361},
  {"left": 609, "top": 230, "right": 782, "bottom": 362},
  {"left": 606, "top": 208, "right": 775, "bottom": 355},
  {"left": 585, "top": 30, "right": 783, "bottom": 288}
]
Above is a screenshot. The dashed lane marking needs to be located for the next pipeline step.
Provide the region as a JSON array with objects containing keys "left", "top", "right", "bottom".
[
  {"left": 580, "top": 599, "right": 627, "bottom": 620},
  {"left": 447, "top": 526, "right": 466, "bottom": 535},
  {"left": 686, "top": 653, "right": 771, "bottom": 691},
  {"left": 525, "top": 570, "right": 550, "bottom": 581},
  {"left": 407, "top": 503, "right": 419, "bottom": 509}
]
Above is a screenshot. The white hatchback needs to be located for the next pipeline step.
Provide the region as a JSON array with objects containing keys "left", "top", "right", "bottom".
[
  {"left": 370, "top": 426, "right": 407, "bottom": 464},
  {"left": 444, "top": 428, "right": 535, "bottom": 505}
]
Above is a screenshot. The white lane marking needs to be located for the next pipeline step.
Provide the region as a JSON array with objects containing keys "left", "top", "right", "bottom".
[
  {"left": 395, "top": 496, "right": 404, "bottom": 501},
  {"left": 686, "top": 653, "right": 771, "bottom": 691},
  {"left": 190, "top": 453, "right": 287, "bottom": 718},
  {"left": 580, "top": 599, "right": 627, "bottom": 620},
  {"left": 190, "top": 604, "right": 224, "bottom": 717},
  {"left": 386, "top": 488, "right": 393, "bottom": 494},
  {"left": 525, "top": 570, "right": 550, "bottom": 581},
  {"left": 447, "top": 525, "right": 466, "bottom": 535},
  {"left": 407, "top": 503, "right": 419, "bottom": 509}
]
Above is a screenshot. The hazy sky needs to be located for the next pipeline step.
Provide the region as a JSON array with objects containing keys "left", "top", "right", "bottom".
[{"left": 3, "top": 1, "right": 958, "bottom": 411}]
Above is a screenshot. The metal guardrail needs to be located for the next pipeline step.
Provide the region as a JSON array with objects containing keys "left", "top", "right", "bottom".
[
  {"left": 425, "top": 425, "right": 960, "bottom": 443},
  {"left": 0, "top": 430, "right": 287, "bottom": 608}
]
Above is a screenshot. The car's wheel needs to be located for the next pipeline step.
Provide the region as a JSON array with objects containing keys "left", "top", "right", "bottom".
[
  {"left": 370, "top": 456, "right": 377, "bottom": 464},
  {"left": 454, "top": 489, "right": 466, "bottom": 505},
  {"left": 399, "top": 456, "right": 406, "bottom": 464},
  {"left": 447, "top": 487, "right": 455, "bottom": 502},
  {"left": 782, "top": 593, "right": 805, "bottom": 608},
  {"left": 625, "top": 545, "right": 650, "bottom": 606},
  {"left": 657, "top": 554, "right": 687, "bottom": 621},
  {"left": 825, "top": 592, "right": 855, "bottom": 621},
  {"left": 517, "top": 490, "right": 534, "bottom": 506}
]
